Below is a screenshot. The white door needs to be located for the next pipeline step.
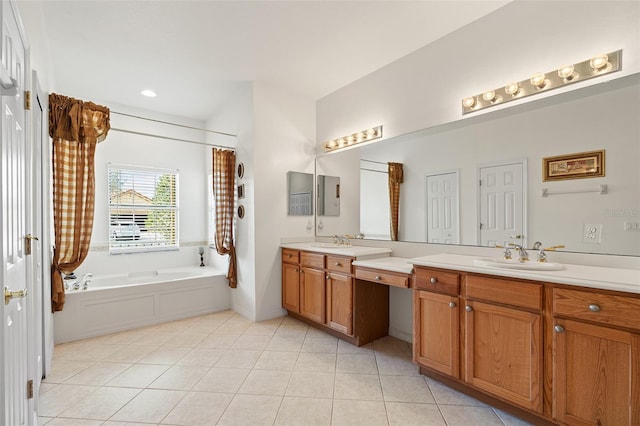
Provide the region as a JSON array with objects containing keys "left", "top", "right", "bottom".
[
  {"left": 426, "top": 172, "right": 459, "bottom": 244},
  {"left": 479, "top": 161, "right": 526, "bottom": 248},
  {"left": 1, "top": 0, "right": 31, "bottom": 424}
]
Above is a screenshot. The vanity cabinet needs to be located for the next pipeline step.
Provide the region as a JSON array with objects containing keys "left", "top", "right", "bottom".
[
  {"left": 299, "top": 252, "right": 326, "bottom": 323},
  {"left": 281, "top": 249, "right": 300, "bottom": 313},
  {"left": 552, "top": 287, "right": 640, "bottom": 425}
]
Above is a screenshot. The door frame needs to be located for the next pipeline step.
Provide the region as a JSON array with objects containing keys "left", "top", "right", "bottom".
[
  {"left": 424, "top": 169, "right": 460, "bottom": 244},
  {"left": 476, "top": 158, "right": 528, "bottom": 248}
]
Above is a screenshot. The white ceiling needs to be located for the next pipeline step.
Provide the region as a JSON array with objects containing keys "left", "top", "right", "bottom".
[{"left": 32, "top": 1, "right": 509, "bottom": 121}]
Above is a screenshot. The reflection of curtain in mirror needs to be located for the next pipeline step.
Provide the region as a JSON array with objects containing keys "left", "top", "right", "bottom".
[
  {"left": 212, "top": 148, "right": 238, "bottom": 288},
  {"left": 50, "top": 93, "right": 110, "bottom": 311},
  {"left": 388, "top": 162, "right": 404, "bottom": 241}
]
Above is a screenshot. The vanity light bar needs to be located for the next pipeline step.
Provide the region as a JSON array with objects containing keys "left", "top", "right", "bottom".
[
  {"left": 462, "top": 50, "right": 622, "bottom": 115},
  {"left": 322, "top": 125, "right": 383, "bottom": 152}
]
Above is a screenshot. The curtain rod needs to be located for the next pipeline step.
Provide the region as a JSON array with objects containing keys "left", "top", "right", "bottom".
[
  {"left": 110, "top": 127, "right": 236, "bottom": 150},
  {"left": 111, "top": 111, "right": 237, "bottom": 139}
]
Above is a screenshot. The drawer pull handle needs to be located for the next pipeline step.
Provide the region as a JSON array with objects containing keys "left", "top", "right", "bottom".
[
  {"left": 375, "top": 276, "right": 382, "bottom": 281},
  {"left": 430, "top": 277, "right": 438, "bottom": 284},
  {"left": 465, "top": 305, "right": 473, "bottom": 312},
  {"left": 335, "top": 262, "right": 341, "bottom": 267},
  {"left": 554, "top": 325, "right": 565, "bottom": 333},
  {"left": 288, "top": 254, "right": 292, "bottom": 258},
  {"left": 588, "top": 304, "right": 601, "bottom": 312},
  {"left": 449, "top": 302, "right": 457, "bottom": 308}
]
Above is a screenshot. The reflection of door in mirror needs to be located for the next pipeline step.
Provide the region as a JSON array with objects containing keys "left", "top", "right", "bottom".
[
  {"left": 287, "top": 171, "right": 313, "bottom": 216},
  {"left": 317, "top": 175, "right": 340, "bottom": 216},
  {"left": 478, "top": 160, "right": 526, "bottom": 248},
  {"left": 426, "top": 171, "right": 459, "bottom": 244},
  {"left": 360, "top": 161, "right": 390, "bottom": 239}
]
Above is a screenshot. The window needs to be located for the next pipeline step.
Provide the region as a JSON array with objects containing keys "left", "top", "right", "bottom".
[{"left": 108, "top": 164, "right": 179, "bottom": 253}]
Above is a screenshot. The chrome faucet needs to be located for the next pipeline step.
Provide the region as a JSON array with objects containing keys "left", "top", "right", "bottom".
[
  {"left": 73, "top": 273, "right": 94, "bottom": 290},
  {"left": 512, "top": 244, "right": 529, "bottom": 262}
]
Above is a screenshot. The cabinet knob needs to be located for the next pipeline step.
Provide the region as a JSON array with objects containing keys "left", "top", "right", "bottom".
[
  {"left": 588, "top": 304, "right": 601, "bottom": 312},
  {"left": 430, "top": 277, "right": 438, "bottom": 284},
  {"left": 294, "top": 268, "right": 299, "bottom": 273},
  {"left": 375, "top": 275, "right": 382, "bottom": 281},
  {"left": 465, "top": 305, "right": 473, "bottom": 312},
  {"left": 288, "top": 254, "right": 292, "bottom": 258},
  {"left": 326, "top": 275, "right": 330, "bottom": 280},
  {"left": 554, "top": 325, "right": 565, "bottom": 333},
  {"left": 335, "top": 262, "right": 341, "bottom": 267},
  {"left": 449, "top": 302, "right": 457, "bottom": 308}
]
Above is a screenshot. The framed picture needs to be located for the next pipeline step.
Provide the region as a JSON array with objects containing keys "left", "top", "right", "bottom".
[
  {"left": 237, "top": 184, "right": 245, "bottom": 199},
  {"left": 543, "top": 150, "right": 605, "bottom": 181}
]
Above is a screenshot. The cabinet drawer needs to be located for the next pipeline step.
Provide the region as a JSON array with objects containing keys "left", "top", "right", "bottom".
[
  {"left": 300, "top": 251, "right": 325, "bottom": 269},
  {"left": 466, "top": 275, "right": 542, "bottom": 311},
  {"left": 553, "top": 288, "right": 640, "bottom": 331},
  {"left": 414, "top": 267, "right": 459, "bottom": 295},
  {"left": 282, "top": 249, "right": 300, "bottom": 264},
  {"left": 355, "top": 268, "right": 409, "bottom": 288},
  {"left": 326, "top": 255, "right": 353, "bottom": 274}
]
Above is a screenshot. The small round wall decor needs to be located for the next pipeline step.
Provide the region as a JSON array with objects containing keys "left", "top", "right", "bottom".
[
  {"left": 237, "top": 163, "right": 245, "bottom": 179},
  {"left": 237, "top": 205, "right": 245, "bottom": 218}
]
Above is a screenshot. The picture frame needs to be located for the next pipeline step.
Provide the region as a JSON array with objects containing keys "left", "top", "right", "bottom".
[
  {"left": 543, "top": 150, "right": 605, "bottom": 181},
  {"left": 237, "top": 184, "right": 245, "bottom": 199}
]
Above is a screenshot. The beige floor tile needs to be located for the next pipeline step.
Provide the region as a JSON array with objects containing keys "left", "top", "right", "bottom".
[
  {"left": 254, "top": 351, "right": 299, "bottom": 371},
  {"left": 95, "top": 329, "right": 149, "bottom": 345},
  {"left": 65, "top": 362, "right": 132, "bottom": 386},
  {"left": 139, "top": 346, "right": 191, "bottom": 365},
  {"left": 215, "top": 349, "right": 262, "bottom": 369},
  {"left": 110, "top": 388, "right": 187, "bottom": 423},
  {"left": 106, "top": 364, "right": 170, "bottom": 388},
  {"left": 107, "top": 345, "right": 157, "bottom": 363},
  {"left": 274, "top": 396, "right": 332, "bottom": 426},
  {"left": 44, "top": 418, "right": 103, "bottom": 426},
  {"left": 103, "top": 422, "right": 160, "bottom": 426},
  {"left": 58, "top": 386, "right": 141, "bottom": 420},
  {"left": 149, "top": 365, "right": 210, "bottom": 390},
  {"left": 198, "top": 333, "right": 240, "bottom": 349},
  {"left": 53, "top": 341, "right": 120, "bottom": 362},
  {"left": 161, "top": 391, "right": 233, "bottom": 425},
  {"left": 375, "top": 353, "right": 419, "bottom": 376},
  {"left": 274, "top": 325, "right": 309, "bottom": 339},
  {"left": 238, "top": 369, "right": 292, "bottom": 396},
  {"left": 266, "top": 335, "right": 305, "bottom": 352},
  {"left": 493, "top": 408, "right": 534, "bottom": 426},
  {"left": 285, "top": 371, "right": 335, "bottom": 398},
  {"left": 244, "top": 323, "right": 279, "bottom": 336},
  {"left": 38, "top": 416, "right": 54, "bottom": 425},
  {"left": 337, "top": 340, "right": 374, "bottom": 355},
  {"left": 38, "top": 384, "right": 98, "bottom": 417},
  {"left": 294, "top": 352, "right": 336, "bottom": 373},
  {"left": 280, "top": 316, "right": 307, "bottom": 327},
  {"left": 334, "top": 373, "right": 383, "bottom": 401},
  {"left": 39, "top": 382, "right": 58, "bottom": 395},
  {"left": 231, "top": 334, "right": 272, "bottom": 351},
  {"left": 214, "top": 320, "right": 251, "bottom": 334},
  {"left": 438, "top": 405, "right": 504, "bottom": 426},
  {"left": 217, "top": 394, "right": 282, "bottom": 426},
  {"left": 331, "top": 399, "right": 389, "bottom": 426},
  {"left": 425, "top": 378, "right": 487, "bottom": 407},
  {"left": 373, "top": 336, "right": 412, "bottom": 357},
  {"left": 193, "top": 367, "right": 250, "bottom": 393},
  {"left": 42, "top": 360, "right": 95, "bottom": 384},
  {"left": 385, "top": 402, "right": 446, "bottom": 426},
  {"left": 380, "top": 375, "right": 435, "bottom": 403},
  {"left": 161, "top": 331, "right": 209, "bottom": 347},
  {"left": 336, "top": 353, "right": 378, "bottom": 374},
  {"left": 188, "top": 320, "right": 225, "bottom": 334},
  {"left": 304, "top": 327, "right": 332, "bottom": 339},
  {"left": 131, "top": 332, "right": 176, "bottom": 347},
  {"left": 175, "top": 348, "right": 226, "bottom": 367},
  {"left": 301, "top": 337, "right": 338, "bottom": 354}
]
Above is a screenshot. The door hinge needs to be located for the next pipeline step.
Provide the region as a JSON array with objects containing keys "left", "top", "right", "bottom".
[
  {"left": 27, "top": 380, "right": 33, "bottom": 399},
  {"left": 24, "top": 90, "right": 31, "bottom": 110}
]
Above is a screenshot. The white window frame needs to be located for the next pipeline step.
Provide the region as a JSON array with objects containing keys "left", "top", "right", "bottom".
[{"left": 108, "top": 163, "right": 180, "bottom": 254}]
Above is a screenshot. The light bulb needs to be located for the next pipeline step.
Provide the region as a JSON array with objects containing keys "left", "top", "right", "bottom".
[
  {"left": 590, "top": 54, "right": 609, "bottom": 71},
  {"left": 558, "top": 64, "right": 576, "bottom": 80},
  {"left": 338, "top": 138, "right": 346, "bottom": 147},
  {"left": 482, "top": 90, "right": 497, "bottom": 102},
  {"left": 530, "top": 72, "right": 547, "bottom": 89},
  {"left": 357, "top": 132, "right": 365, "bottom": 141},
  {"left": 347, "top": 135, "right": 355, "bottom": 143},
  {"left": 367, "top": 128, "right": 376, "bottom": 137},
  {"left": 504, "top": 82, "right": 520, "bottom": 96},
  {"left": 462, "top": 96, "right": 476, "bottom": 108}
]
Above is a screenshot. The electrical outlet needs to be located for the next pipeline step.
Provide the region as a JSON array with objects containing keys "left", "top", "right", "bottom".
[{"left": 583, "top": 224, "right": 602, "bottom": 243}]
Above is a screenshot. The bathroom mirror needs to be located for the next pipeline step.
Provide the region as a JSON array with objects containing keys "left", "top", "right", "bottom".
[
  {"left": 316, "top": 75, "right": 640, "bottom": 256},
  {"left": 287, "top": 171, "right": 313, "bottom": 216},
  {"left": 317, "top": 175, "right": 340, "bottom": 216}
]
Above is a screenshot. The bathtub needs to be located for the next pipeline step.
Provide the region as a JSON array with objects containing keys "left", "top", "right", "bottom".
[{"left": 53, "top": 266, "right": 231, "bottom": 343}]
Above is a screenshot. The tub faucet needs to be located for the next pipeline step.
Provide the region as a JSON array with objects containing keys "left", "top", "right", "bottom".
[{"left": 74, "top": 273, "right": 94, "bottom": 290}]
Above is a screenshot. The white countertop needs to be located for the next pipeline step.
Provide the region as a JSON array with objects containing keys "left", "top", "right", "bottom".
[
  {"left": 409, "top": 253, "right": 640, "bottom": 294},
  {"left": 281, "top": 242, "right": 392, "bottom": 260},
  {"left": 352, "top": 257, "right": 414, "bottom": 274}
]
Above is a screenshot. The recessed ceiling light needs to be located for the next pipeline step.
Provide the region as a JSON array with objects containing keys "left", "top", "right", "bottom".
[{"left": 141, "top": 89, "right": 157, "bottom": 98}]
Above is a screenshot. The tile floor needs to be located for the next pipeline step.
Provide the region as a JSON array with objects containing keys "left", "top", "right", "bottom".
[{"left": 39, "top": 310, "right": 532, "bottom": 426}]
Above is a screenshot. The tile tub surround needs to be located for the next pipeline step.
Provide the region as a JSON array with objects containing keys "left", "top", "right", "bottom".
[{"left": 39, "top": 311, "right": 531, "bottom": 425}]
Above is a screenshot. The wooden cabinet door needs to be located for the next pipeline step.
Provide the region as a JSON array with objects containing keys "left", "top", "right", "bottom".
[
  {"left": 300, "top": 267, "right": 326, "bottom": 323},
  {"left": 553, "top": 319, "right": 640, "bottom": 426},
  {"left": 413, "top": 290, "right": 459, "bottom": 377},
  {"left": 282, "top": 262, "right": 300, "bottom": 313},
  {"left": 464, "top": 300, "right": 542, "bottom": 413},
  {"left": 326, "top": 273, "right": 353, "bottom": 335}
]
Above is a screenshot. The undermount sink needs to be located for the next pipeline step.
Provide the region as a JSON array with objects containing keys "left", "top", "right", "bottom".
[
  {"left": 473, "top": 257, "right": 565, "bottom": 271},
  {"left": 310, "top": 242, "right": 352, "bottom": 248}
]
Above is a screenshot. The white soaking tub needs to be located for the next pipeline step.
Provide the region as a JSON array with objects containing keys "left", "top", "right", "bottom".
[{"left": 53, "top": 266, "right": 230, "bottom": 343}]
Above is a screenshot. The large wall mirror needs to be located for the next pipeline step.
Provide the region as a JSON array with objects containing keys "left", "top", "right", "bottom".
[
  {"left": 287, "top": 171, "right": 313, "bottom": 216},
  {"left": 316, "top": 74, "right": 640, "bottom": 256}
]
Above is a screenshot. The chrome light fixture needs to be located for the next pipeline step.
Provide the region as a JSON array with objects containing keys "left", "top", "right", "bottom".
[
  {"left": 462, "top": 50, "right": 621, "bottom": 115},
  {"left": 322, "top": 125, "right": 383, "bottom": 152}
]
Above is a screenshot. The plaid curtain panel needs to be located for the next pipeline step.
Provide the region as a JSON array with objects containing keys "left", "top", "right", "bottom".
[
  {"left": 49, "top": 93, "right": 110, "bottom": 311},
  {"left": 212, "top": 148, "right": 238, "bottom": 288},
  {"left": 388, "top": 162, "right": 404, "bottom": 242}
]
